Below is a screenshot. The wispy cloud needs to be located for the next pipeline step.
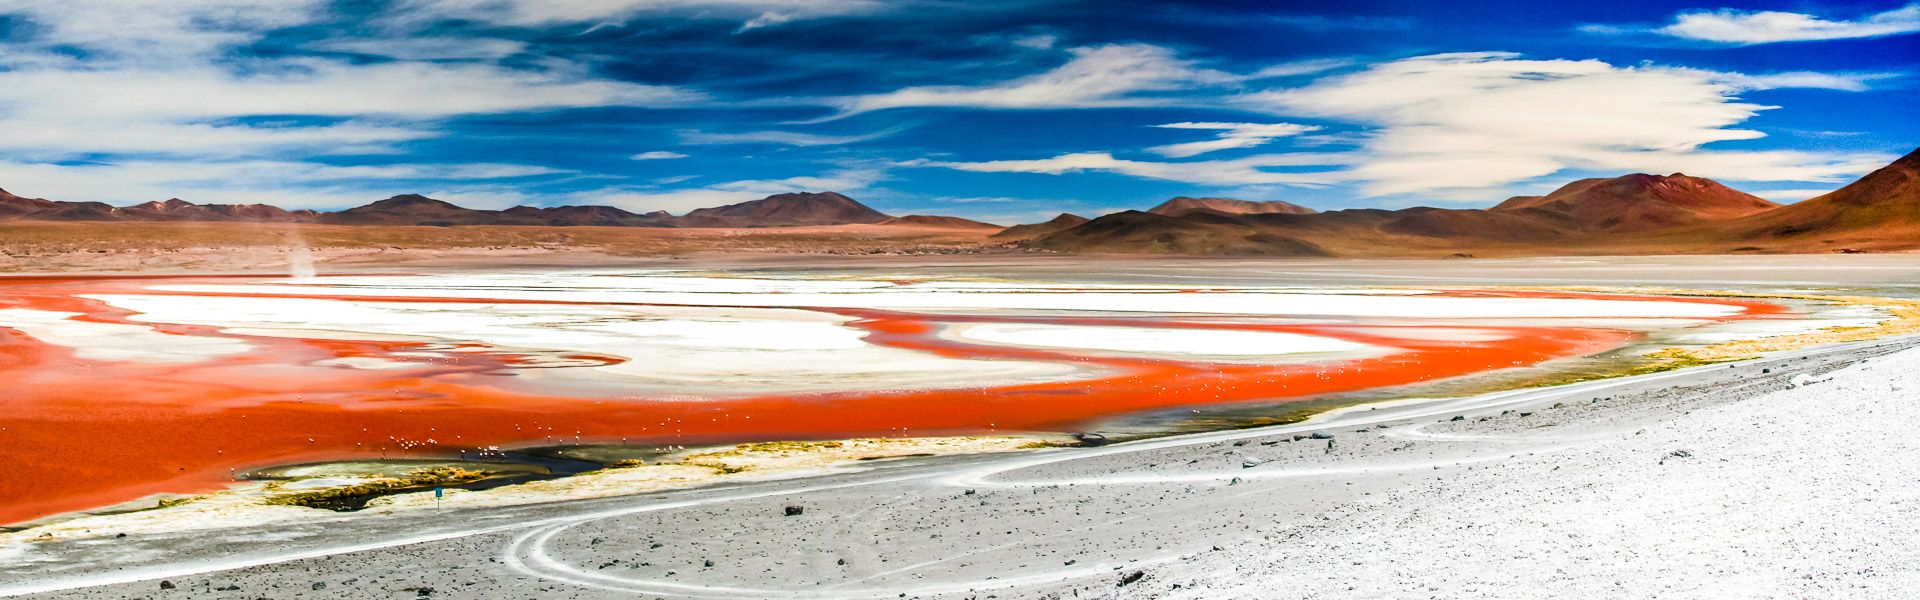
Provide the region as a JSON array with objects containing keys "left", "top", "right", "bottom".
[
  {"left": 577, "top": 166, "right": 890, "bottom": 214},
  {"left": 679, "top": 126, "right": 907, "bottom": 147},
  {"left": 1586, "top": 3, "right": 1920, "bottom": 44},
  {"left": 630, "top": 151, "right": 688, "bottom": 160},
  {"left": 908, "top": 152, "right": 1347, "bottom": 187},
  {"left": 832, "top": 44, "right": 1236, "bottom": 116},
  {"left": 1241, "top": 52, "right": 1891, "bottom": 197},
  {"left": 385, "top": 0, "right": 893, "bottom": 30},
  {"left": 1147, "top": 122, "right": 1321, "bottom": 158}
]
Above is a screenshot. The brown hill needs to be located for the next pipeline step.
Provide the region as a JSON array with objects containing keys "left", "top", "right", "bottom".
[
  {"left": 120, "top": 199, "right": 316, "bottom": 222},
  {"left": 1028, "top": 164, "right": 1891, "bottom": 256},
  {"left": 0, "top": 188, "right": 61, "bottom": 218},
  {"left": 498, "top": 205, "right": 671, "bottom": 227},
  {"left": 1494, "top": 173, "right": 1777, "bottom": 232},
  {"left": 876, "top": 215, "right": 1003, "bottom": 229},
  {"left": 1728, "top": 148, "right": 1920, "bottom": 244},
  {"left": 991, "top": 213, "right": 1090, "bottom": 240},
  {"left": 676, "top": 192, "right": 892, "bottom": 227},
  {"left": 1027, "top": 210, "right": 1330, "bottom": 256},
  {"left": 317, "top": 194, "right": 489, "bottom": 226},
  {"left": 1147, "top": 196, "right": 1316, "bottom": 217}
]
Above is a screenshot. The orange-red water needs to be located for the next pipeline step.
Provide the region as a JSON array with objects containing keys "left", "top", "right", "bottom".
[{"left": 0, "top": 276, "right": 1785, "bottom": 525}]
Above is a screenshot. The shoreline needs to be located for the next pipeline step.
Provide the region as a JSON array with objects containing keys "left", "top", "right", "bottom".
[
  {"left": 1, "top": 283, "right": 1908, "bottom": 547},
  {"left": 6, "top": 332, "right": 1912, "bottom": 598}
]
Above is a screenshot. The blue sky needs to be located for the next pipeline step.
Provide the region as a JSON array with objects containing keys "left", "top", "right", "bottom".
[{"left": 0, "top": 0, "right": 1913, "bottom": 223}]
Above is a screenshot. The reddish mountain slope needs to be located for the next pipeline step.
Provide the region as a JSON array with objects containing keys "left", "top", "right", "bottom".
[
  {"left": 1730, "top": 148, "right": 1920, "bottom": 242},
  {"left": 676, "top": 192, "right": 892, "bottom": 227},
  {"left": 876, "top": 215, "right": 1003, "bottom": 229},
  {"left": 1028, "top": 210, "right": 1330, "bottom": 256},
  {"left": 991, "top": 213, "right": 1090, "bottom": 240},
  {"left": 1495, "top": 173, "right": 1777, "bottom": 232},
  {"left": 120, "top": 199, "right": 316, "bottom": 222},
  {"left": 1147, "top": 196, "right": 1316, "bottom": 217},
  {"left": 0, "top": 188, "right": 62, "bottom": 218}
]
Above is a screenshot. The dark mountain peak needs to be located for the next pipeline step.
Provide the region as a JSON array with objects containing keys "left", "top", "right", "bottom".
[
  {"left": 678, "top": 191, "right": 892, "bottom": 227},
  {"left": 1494, "top": 172, "right": 1776, "bottom": 231},
  {"left": 355, "top": 194, "right": 465, "bottom": 212},
  {"left": 1148, "top": 196, "right": 1316, "bottom": 217},
  {"left": 877, "top": 215, "right": 1003, "bottom": 229}
]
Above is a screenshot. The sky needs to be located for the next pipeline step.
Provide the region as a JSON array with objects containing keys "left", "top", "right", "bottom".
[{"left": 0, "top": 0, "right": 1913, "bottom": 223}]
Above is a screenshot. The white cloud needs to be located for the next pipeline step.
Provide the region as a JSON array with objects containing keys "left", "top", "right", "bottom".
[
  {"left": 631, "top": 151, "right": 689, "bottom": 160},
  {"left": 387, "top": 0, "right": 887, "bottom": 29},
  {"left": 1646, "top": 4, "right": 1920, "bottom": 44},
  {"left": 0, "top": 160, "right": 566, "bottom": 208},
  {"left": 834, "top": 44, "right": 1235, "bottom": 115},
  {"left": 579, "top": 167, "right": 889, "bottom": 214},
  {"left": 0, "top": 0, "right": 328, "bottom": 60},
  {"left": 1147, "top": 122, "right": 1321, "bottom": 158},
  {"left": 0, "top": 61, "right": 699, "bottom": 157},
  {"left": 910, "top": 152, "right": 1346, "bottom": 187},
  {"left": 0, "top": 1, "right": 702, "bottom": 160},
  {"left": 679, "top": 127, "right": 904, "bottom": 146},
  {"left": 307, "top": 37, "right": 530, "bottom": 60},
  {"left": 1241, "top": 52, "right": 1887, "bottom": 197}
]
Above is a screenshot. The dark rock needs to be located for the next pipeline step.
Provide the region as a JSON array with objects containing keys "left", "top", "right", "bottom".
[
  {"left": 1119, "top": 570, "right": 1147, "bottom": 587},
  {"left": 785, "top": 505, "right": 804, "bottom": 517},
  {"left": 1450, "top": 415, "right": 1466, "bottom": 421},
  {"left": 1072, "top": 433, "right": 1109, "bottom": 447},
  {"left": 1308, "top": 432, "right": 1334, "bottom": 440},
  {"left": 704, "top": 560, "right": 714, "bottom": 568},
  {"left": 159, "top": 581, "right": 175, "bottom": 590},
  {"left": 312, "top": 582, "right": 326, "bottom": 591}
]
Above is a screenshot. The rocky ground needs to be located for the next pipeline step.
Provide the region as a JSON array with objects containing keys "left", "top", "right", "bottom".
[{"left": 5, "top": 335, "right": 1912, "bottom": 599}]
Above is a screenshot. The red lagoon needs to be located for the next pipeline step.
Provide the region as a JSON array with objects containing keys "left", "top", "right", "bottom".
[{"left": 0, "top": 276, "right": 1785, "bottom": 525}]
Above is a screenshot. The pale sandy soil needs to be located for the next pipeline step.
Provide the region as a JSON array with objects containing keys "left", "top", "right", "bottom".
[{"left": 1124, "top": 345, "right": 1920, "bottom": 599}]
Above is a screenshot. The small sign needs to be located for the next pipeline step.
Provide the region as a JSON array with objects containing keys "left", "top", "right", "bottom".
[{"left": 435, "top": 487, "right": 444, "bottom": 498}]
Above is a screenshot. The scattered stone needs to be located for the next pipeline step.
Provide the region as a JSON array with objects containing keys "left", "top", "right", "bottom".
[
  {"left": 837, "top": 558, "right": 847, "bottom": 566},
  {"left": 1667, "top": 449, "right": 1693, "bottom": 459},
  {"left": 784, "top": 505, "right": 804, "bottom": 517},
  {"left": 1241, "top": 457, "right": 1263, "bottom": 468},
  {"left": 1308, "top": 432, "right": 1334, "bottom": 440},
  {"left": 1229, "top": 477, "right": 1242, "bottom": 485},
  {"left": 1073, "top": 433, "right": 1109, "bottom": 447},
  {"left": 416, "top": 587, "right": 435, "bottom": 597},
  {"left": 704, "top": 559, "right": 715, "bottom": 568},
  {"left": 1450, "top": 415, "right": 1466, "bottom": 422},
  {"left": 158, "top": 581, "right": 174, "bottom": 590},
  {"left": 311, "top": 582, "right": 326, "bottom": 591},
  {"left": 1119, "top": 570, "right": 1147, "bottom": 587}
]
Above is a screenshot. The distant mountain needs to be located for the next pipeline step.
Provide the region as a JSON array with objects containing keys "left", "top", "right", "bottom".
[
  {"left": 876, "top": 215, "right": 1003, "bottom": 229},
  {"left": 1729, "top": 147, "right": 1920, "bottom": 244},
  {"left": 991, "top": 213, "right": 1090, "bottom": 240},
  {"left": 317, "top": 194, "right": 488, "bottom": 226},
  {"left": 1494, "top": 173, "right": 1777, "bottom": 232},
  {"left": 0, "top": 192, "right": 315, "bottom": 222},
  {"left": 1027, "top": 210, "right": 1331, "bottom": 256},
  {"left": 1026, "top": 154, "right": 1920, "bottom": 256},
  {"left": 0, "top": 188, "right": 61, "bottom": 218},
  {"left": 0, "top": 189, "right": 928, "bottom": 229},
  {"left": 1147, "top": 197, "right": 1317, "bottom": 217},
  {"left": 120, "top": 199, "right": 316, "bottom": 222},
  {"left": 498, "top": 205, "right": 671, "bottom": 227},
  {"left": 676, "top": 191, "right": 892, "bottom": 227}
]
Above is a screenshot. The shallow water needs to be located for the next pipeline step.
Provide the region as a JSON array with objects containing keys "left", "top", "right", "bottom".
[{"left": 0, "top": 270, "right": 1788, "bottom": 525}]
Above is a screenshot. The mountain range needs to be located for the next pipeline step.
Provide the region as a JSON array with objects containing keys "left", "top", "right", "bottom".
[
  {"left": 1024, "top": 147, "right": 1920, "bottom": 256},
  {"left": 3, "top": 147, "right": 1916, "bottom": 256}
]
